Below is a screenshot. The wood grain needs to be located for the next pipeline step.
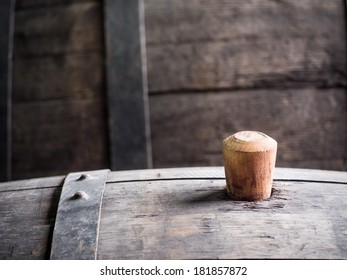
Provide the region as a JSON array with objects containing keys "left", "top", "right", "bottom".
[
  {"left": 12, "top": 98, "right": 109, "bottom": 179},
  {"left": 11, "top": 1, "right": 107, "bottom": 179},
  {"left": 13, "top": 2, "right": 104, "bottom": 102},
  {"left": 98, "top": 172, "right": 347, "bottom": 259},
  {"left": 0, "top": 175, "right": 64, "bottom": 192},
  {"left": 106, "top": 166, "right": 347, "bottom": 184},
  {"left": 145, "top": 0, "right": 346, "bottom": 92},
  {"left": 149, "top": 88, "right": 347, "bottom": 170},
  {"left": 13, "top": 52, "right": 104, "bottom": 103},
  {"left": 14, "top": 2, "right": 102, "bottom": 56},
  {"left": 0, "top": 181, "right": 62, "bottom": 259},
  {"left": 223, "top": 131, "right": 277, "bottom": 200}
]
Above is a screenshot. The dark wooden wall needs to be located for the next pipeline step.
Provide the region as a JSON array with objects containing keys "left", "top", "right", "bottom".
[
  {"left": 10, "top": 0, "right": 347, "bottom": 180},
  {"left": 145, "top": 0, "right": 347, "bottom": 170},
  {"left": 12, "top": 0, "right": 109, "bottom": 179}
]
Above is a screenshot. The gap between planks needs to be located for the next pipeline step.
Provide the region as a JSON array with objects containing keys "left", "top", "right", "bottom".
[
  {"left": 106, "top": 167, "right": 347, "bottom": 185},
  {"left": 2, "top": 167, "right": 347, "bottom": 193},
  {"left": 106, "top": 177, "right": 347, "bottom": 185}
]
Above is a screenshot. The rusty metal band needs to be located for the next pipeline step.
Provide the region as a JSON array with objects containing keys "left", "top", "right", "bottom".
[{"left": 50, "top": 169, "right": 110, "bottom": 260}]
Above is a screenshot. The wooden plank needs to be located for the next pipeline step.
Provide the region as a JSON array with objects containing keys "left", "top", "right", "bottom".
[
  {"left": 145, "top": 0, "right": 344, "bottom": 45},
  {"left": 149, "top": 88, "right": 347, "bottom": 171},
  {"left": 11, "top": 99, "right": 109, "bottom": 180},
  {"left": 16, "top": 0, "right": 97, "bottom": 9},
  {"left": 11, "top": 1, "right": 107, "bottom": 179},
  {"left": 0, "top": 0, "right": 15, "bottom": 182},
  {"left": 3, "top": 166, "right": 346, "bottom": 191},
  {"left": 98, "top": 177, "right": 347, "bottom": 259},
  {"left": 0, "top": 186, "right": 62, "bottom": 259},
  {"left": 104, "top": 0, "right": 152, "bottom": 170},
  {"left": 12, "top": 52, "right": 104, "bottom": 102},
  {"left": 144, "top": 0, "right": 346, "bottom": 92},
  {"left": 274, "top": 168, "right": 347, "bottom": 184},
  {"left": 106, "top": 167, "right": 347, "bottom": 185},
  {"left": 0, "top": 175, "right": 64, "bottom": 192},
  {"left": 50, "top": 169, "right": 109, "bottom": 260},
  {"left": 14, "top": 2, "right": 102, "bottom": 56},
  {"left": 107, "top": 166, "right": 226, "bottom": 182}
]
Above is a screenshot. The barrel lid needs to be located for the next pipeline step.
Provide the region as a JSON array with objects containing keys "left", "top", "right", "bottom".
[{"left": 223, "top": 131, "right": 277, "bottom": 152}]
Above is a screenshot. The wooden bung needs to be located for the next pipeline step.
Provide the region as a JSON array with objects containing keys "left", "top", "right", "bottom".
[{"left": 223, "top": 131, "right": 277, "bottom": 201}]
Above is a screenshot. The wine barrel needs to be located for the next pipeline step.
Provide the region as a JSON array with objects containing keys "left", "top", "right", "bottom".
[{"left": 1, "top": 167, "right": 346, "bottom": 259}]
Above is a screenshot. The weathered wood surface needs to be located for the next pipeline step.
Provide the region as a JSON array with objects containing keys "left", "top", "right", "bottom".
[
  {"left": 0, "top": 177, "right": 63, "bottom": 259},
  {"left": 107, "top": 167, "right": 347, "bottom": 184},
  {"left": 150, "top": 88, "right": 347, "bottom": 170},
  {"left": 0, "top": 167, "right": 346, "bottom": 259},
  {"left": 0, "top": 175, "right": 64, "bottom": 192},
  {"left": 10, "top": 0, "right": 347, "bottom": 179},
  {"left": 12, "top": 0, "right": 108, "bottom": 180},
  {"left": 104, "top": 0, "right": 152, "bottom": 170},
  {"left": 13, "top": 1, "right": 104, "bottom": 102},
  {"left": 13, "top": 53, "right": 104, "bottom": 102},
  {"left": 145, "top": 0, "right": 346, "bottom": 92},
  {"left": 12, "top": 99, "right": 108, "bottom": 179},
  {"left": 15, "top": 0, "right": 346, "bottom": 92},
  {"left": 98, "top": 181, "right": 347, "bottom": 259},
  {"left": 100, "top": 167, "right": 347, "bottom": 259},
  {"left": 14, "top": 2, "right": 102, "bottom": 57},
  {"left": 144, "top": 0, "right": 347, "bottom": 171}
]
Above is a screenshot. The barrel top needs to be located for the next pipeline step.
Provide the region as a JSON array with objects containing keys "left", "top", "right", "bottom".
[
  {"left": 98, "top": 166, "right": 347, "bottom": 259},
  {"left": 1, "top": 167, "right": 347, "bottom": 260}
]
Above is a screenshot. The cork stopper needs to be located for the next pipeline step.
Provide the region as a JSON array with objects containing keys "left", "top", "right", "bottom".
[{"left": 223, "top": 131, "right": 277, "bottom": 201}]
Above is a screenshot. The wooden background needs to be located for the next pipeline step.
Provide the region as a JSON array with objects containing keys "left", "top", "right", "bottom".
[{"left": 11, "top": 0, "right": 347, "bottom": 180}]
